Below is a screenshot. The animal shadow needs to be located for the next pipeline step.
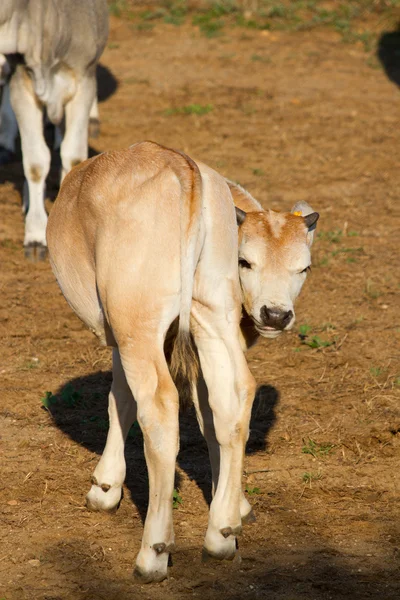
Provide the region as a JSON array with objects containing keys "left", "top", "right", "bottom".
[
  {"left": 377, "top": 23, "right": 400, "bottom": 88},
  {"left": 47, "top": 373, "right": 279, "bottom": 521}
]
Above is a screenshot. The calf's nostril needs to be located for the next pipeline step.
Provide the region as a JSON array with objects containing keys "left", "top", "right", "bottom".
[{"left": 282, "top": 310, "right": 294, "bottom": 326}]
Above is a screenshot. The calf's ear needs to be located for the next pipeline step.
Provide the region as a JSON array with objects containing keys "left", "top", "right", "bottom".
[
  {"left": 235, "top": 207, "right": 247, "bottom": 226},
  {"left": 291, "top": 201, "right": 319, "bottom": 246}
]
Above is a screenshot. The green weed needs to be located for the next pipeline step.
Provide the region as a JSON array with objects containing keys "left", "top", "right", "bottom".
[
  {"left": 317, "top": 229, "right": 343, "bottom": 243},
  {"left": 302, "top": 438, "right": 335, "bottom": 458},
  {"left": 41, "top": 391, "right": 56, "bottom": 409},
  {"left": 173, "top": 488, "right": 183, "bottom": 508},
  {"left": 365, "top": 278, "right": 381, "bottom": 299},
  {"left": 60, "top": 383, "right": 82, "bottom": 408},
  {"left": 370, "top": 366, "right": 385, "bottom": 377},
  {"left": 298, "top": 323, "right": 312, "bottom": 338},
  {"left": 245, "top": 485, "right": 261, "bottom": 495},
  {"left": 164, "top": 103, "right": 213, "bottom": 116},
  {"left": 108, "top": 0, "right": 127, "bottom": 18},
  {"left": 302, "top": 471, "right": 322, "bottom": 485},
  {"left": 304, "top": 335, "right": 333, "bottom": 349},
  {"left": 251, "top": 54, "right": 271, "bottom": 63},
  {"left": 252, "top": 168, "right": 265, "bottom": 176}
]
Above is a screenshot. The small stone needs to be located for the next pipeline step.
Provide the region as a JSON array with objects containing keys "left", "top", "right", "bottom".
[
  {"left": 7, "top": 500, "right": 18, "bottom": 506},
  {"left": 28, "top": 559, "right": 40, "bottom": 567}
]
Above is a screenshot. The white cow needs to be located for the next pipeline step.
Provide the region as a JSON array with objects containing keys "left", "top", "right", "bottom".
[
  {"left": 47, "top": 141, "right": 319, "bottom": 583},
  {"left": 0, "top": 0, "right": 108, "bottom": 259}
]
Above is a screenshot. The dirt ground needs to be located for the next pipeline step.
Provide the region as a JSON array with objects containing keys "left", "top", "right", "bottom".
[{"left": 1, "top": 9, "right": 400, "bottom": 600}]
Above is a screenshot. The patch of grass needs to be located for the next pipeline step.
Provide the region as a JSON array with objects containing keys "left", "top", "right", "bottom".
[
  {"left": 41, "top": 391, "right": 56, "bottom": 410},
  {"left": 331, "top": 247, "right": 363, "bottom": 257},
  {"left": 60, "top": 383, "right": 82, "bottom": 408},
  {"left": 132, "top": 22, "right": 154, "bottom": 31},
  {"left": 107, "top": 42, "right": 120, "bottom": 50},
  {"left": 164, "top": 103, "right": 213, "bottom": 116},
  {"left": 173, "top": 488, "right": 183, "bottom": 509},
  {"left": 365, "top": 278, "right": 381, "bottom": 299},
  {"left": 21, "top": 358, "right": 40, "bottom": 370},
  {"left": 303, "top": 335, "right": 334, "bottom": 349},
  {"left": 317, "top": 256, "right": 330, "bottom": 267},
  {"left": 302, "top": 438, "right": 335, "bottom": 458},
  {"left": 252, "top": 168, "right": 265, "bottom": 176},
  {"left": 251, "top": 54, "right": 271, "bottom": 63},
  {"left": 298, "top": 323, "right": 312, "bottom": 338},
  {"left": 370, "top": 366, "right": 385, "bottom": 377},
  {"left": 108, "top": 0, "right": 127, "bottom": 18},
  {"left": 317, "top": 229, "right": 343, "bottom": 243},
  {"left": 245, "top": 485, "right": 261, "bottom": 495},
  {"left": 302, "top": 471, "right": 322, "bottom": 485},
  {"left": 1, "top": 239, "right": 18, "bottom": 250},
  {"left": 298, "top": 326, "right": 334, "bottom": 349}
]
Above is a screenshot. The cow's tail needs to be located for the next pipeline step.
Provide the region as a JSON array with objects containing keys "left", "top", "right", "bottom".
[{"left": 168, "top": 149, "right": 202, "bottom": 409}]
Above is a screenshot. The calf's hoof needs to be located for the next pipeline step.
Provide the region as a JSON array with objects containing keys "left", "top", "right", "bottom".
[
  {"left": 85, "top": 481, "right": 122, "bottom": 513},
  {"left": 203, "top": 524, "right": 240, "bottom": 562},
  {"left": 24, "top": 242, "right": 47, "bottom": 263},
  {"left": 242, "top": 508, "right": 256, "bottom": 524},
  {"left": 134, "top": 544, "right": 172, "bottom": 584},
  {"left": 133, "top": 565, "right": 168, "bottom": 584}
]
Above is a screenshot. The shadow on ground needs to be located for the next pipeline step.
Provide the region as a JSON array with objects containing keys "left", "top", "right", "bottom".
[
  {"left": 47, "top": 372, "right": 278, "bottom": 522},
  {"left": 37, "top": 535, "right": 400, "bottom": 600},
  {"left": 377, "top": 24, "right": 400, "bottom": 88}
]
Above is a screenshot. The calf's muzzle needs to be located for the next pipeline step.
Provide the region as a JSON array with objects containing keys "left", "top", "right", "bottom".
[{"left": 260, "top": 306, "right": 293, "bottom": 330}]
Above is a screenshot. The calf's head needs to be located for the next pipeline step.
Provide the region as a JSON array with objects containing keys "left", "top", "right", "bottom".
[{"left": 236, "top": 202, "right": 319, "bottom": 338}]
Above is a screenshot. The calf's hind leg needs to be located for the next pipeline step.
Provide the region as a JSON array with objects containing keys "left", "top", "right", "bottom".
[
  {"left": 119, "top": 341, "right": 179, "bottom": 583},
  {"left": 86, "top": 347, "right": 137, "bottom": 513}
]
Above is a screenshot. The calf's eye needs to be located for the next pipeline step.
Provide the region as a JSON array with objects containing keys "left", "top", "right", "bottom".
[
  {"left": 239, "top": 258, "right": 252, "bottom": 269},
  {"left": 300, "top": 265, "right": 311, "bottom": 274}
]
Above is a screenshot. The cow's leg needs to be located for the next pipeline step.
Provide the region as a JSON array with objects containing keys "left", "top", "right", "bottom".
[
  {"left": 191, "top": 302, "right": 256, "bottom": 561},
  {"left": 86, "top": 347, "right": 137, "bottom": 513},
  {"left": 193, "top": 376, "right": 255, "bottom": 524},
  {"left": 9, "top": 66, "right": 49, "bottom": 258},
  {"left": 60, "top": 74, "right": 96, "bottom": 181},
  {"left": 119, "top": 341, "right": 179, "bottom": 583},
  {"left": 0, "top": 82, "right": 18, "bottom": 164},
  {"left": 88, "top": 95, "right": 100, "bottom": 139}
]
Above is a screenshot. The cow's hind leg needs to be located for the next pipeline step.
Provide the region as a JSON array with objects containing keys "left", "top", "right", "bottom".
[
  {"left": 9, "top": 66, "right": 50, "bottom": 258},
  {"left": 0, "top": 82, "right": 18, "bottom": 164},
  {"left": 60, "top": 74, "right": 96, "bottom": 181},
  {"left": 86, "top": 347, "right": 137, "bottom": 513},
  {"left": 119, "top": 339, "right": 179, "bottom": 583},
  {"left": 191, "top": 302, "right": 256, "bottom": 561}
]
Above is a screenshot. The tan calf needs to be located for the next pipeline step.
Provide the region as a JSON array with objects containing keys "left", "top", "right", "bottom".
[{"left": 47, "top": 141, "right": 318, "bottom": 583}]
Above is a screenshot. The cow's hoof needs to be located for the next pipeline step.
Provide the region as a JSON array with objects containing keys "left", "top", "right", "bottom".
[
  {"left": 24, "top": 243, "right": 47, "bottom": 262},
  {"left": 85, "top": 483, "right": 122, "bottom": 513},
  {"left": 0, "top": 146, "right": 15, "bottom": 166},
  {"left": 89, "top": 117, "right": 100, "bottom": 139},
  {"left": 242, "top": 509, "right": 256, "bottom": 524}
]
